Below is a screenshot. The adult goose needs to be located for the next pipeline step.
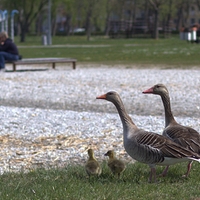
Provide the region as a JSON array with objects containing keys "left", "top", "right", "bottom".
[
  {"left": 105, "top": 150, "right": 126, "bottom": 178},
  {"left": 143, "top": 83, "right": 200, "bottom": 177},
  {"left": 85, "top": 149, "right": 102, "bottom": 177},
  {"left": 96, "top": 91, "right": 200, "bottom": 182}
]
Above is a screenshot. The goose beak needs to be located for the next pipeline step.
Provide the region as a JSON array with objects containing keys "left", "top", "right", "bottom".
[
  {"left": 96, "top": 94, "right": 106, "bottom": 99},
  {"left": 142, "top": 87, "right": 153, "bottom": 94}
]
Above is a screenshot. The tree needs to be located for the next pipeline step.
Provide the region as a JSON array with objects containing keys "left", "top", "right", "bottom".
[
  {"left": 84, "top": 0, "right": 101, "bottom": 41},
  {"left": 173, "top": 0, "right": 185, "bottom": 30},
  {"left": 50, "top": 0, "right": 75, "bottom": 36},
  {"left": 159, "top": 0, "right": 176, "bottom": 37},
  {"left": 148, "top": 0, "right": 166, "bottom": 39},
  {"left": 2, "top": 0, "right": 48, "bottom": 42},
  {"left": 104, "top": 0, "right": 113, "bottom": 36}
]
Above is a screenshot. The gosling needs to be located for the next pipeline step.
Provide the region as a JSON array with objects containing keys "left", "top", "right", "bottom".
[
  {"left": 105, "top": 150, "right": 126, "bottom": 178},
  {"left": 85, "top": 149, "right": 102, "bottom": 177}
]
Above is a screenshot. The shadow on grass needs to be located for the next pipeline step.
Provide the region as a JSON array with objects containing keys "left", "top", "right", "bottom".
[
  {"left": 65, "top": 162, "right": 192, "bottom": 185},
  {"left": 5, "top": 69, "right": 49, "bottom": 73},
  {"left": 114, "top": 162, "right": 193, "bottom": 184}
]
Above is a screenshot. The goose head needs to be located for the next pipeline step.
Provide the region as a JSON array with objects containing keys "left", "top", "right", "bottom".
[
  {"left": 104, "top": 150, "right": 115, "bottom": 159},
  {"left": 96, "top": 91, "right": 119, "bottom": 103},
  {"left": 143, "top": 83, "right": 169, "bottom": 96}
]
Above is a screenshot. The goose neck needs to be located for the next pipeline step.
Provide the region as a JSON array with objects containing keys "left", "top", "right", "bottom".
[
  {"left": 160, "top": 93, "right": 176, "bottom": 126},
  {"left": 112, "top": 98, "right": 136, "bottom": 131}
]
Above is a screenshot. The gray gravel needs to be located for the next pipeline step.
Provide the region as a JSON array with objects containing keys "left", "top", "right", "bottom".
[{"left": 0, "top": 64, "right": 199, "bottom": 174}]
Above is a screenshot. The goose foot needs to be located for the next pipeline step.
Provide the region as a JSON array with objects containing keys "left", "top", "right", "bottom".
[{"left": 159, "top": 165, "right": 169, "bottom": 177}]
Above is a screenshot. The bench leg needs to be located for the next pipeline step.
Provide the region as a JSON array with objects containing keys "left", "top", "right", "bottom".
[
  {"left": 72, "top": 62, "right": 76, "bottom": 69},
  {"left": 13, "top": 63, "right": 16, "bottom": 71},
  {"left": 52, "top": 63, "right": 55, "bottom": 69}
]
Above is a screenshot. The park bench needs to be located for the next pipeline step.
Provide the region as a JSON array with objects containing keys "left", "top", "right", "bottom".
[{"left": 6, "top": 58, "right": 77, "bottom": 71}]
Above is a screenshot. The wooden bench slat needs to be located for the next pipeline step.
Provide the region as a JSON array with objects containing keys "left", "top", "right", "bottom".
[{"left": 6, "top": 58, "right": 77, "bottom": 71}]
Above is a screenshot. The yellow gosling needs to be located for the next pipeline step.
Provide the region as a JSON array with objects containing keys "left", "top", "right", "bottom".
[
  {"left": 105, "top": 150, "right": 126, "bottom": 178},
  {"left": 85, "top": 149, "right": 102, "bottom": 177}
]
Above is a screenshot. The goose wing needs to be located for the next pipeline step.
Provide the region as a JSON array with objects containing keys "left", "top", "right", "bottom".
[
  {"left": 85, "top": 160, "right": 101, "bottom": 175},
  {"left": 108, "top": 160, "right": 125, "bottom": 172},
  {"left": 163, "top": 125, "right": 200, "bottom": 154},
  {"left": 135, "top": 130, "right": 198, "bottom": 159}
]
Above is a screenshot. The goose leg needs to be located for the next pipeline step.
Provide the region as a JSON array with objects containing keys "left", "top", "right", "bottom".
[
  {"left": 182, "top": 161, "right": 193, "bottom": 177},
  {"left": 149, "top": 167, "right": 156, "bottom": 183},
  {"left": 159, "top": 165, "right": 169, "bottom": 177}
]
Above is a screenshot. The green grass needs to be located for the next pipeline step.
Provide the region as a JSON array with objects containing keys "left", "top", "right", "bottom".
[
  {"left": 1, "top": 162, "right": 200, "bottom": 200},
  {"left": 14, "top": 35, "right": 200, "bottom": 67}
]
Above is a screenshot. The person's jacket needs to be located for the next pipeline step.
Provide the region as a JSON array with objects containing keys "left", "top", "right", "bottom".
[{"left": 0, "top": 38, "right": 19, "bottom": 55}]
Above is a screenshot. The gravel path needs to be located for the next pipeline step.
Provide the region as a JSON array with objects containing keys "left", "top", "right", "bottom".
[{"left": 0, "top": 64, "right": 199, "bottom": 174}]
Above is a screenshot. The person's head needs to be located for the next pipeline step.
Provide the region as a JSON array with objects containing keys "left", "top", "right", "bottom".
[{"left": 0, "top": 31, "right": 8, "bottom": 43}]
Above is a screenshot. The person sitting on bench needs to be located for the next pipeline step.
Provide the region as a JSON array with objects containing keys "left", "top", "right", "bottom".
[{"left": 0, "top": 31, "right": 20, "bottom": 72}]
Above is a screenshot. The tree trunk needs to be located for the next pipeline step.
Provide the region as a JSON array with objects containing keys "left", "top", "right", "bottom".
[
  {"left": 104, "top": 0, "right": 111, "bottom": 36},
  {"left": 19, "top": 20, "right": 27, "bottom": 42},
  {"left": 66, "top": 14, "right": 71, "bottom": 36},
  {"left": 127, "top": 0, "right": 135, "bottom": 38},
  {"left": 20, "top": 27, "right": 26, "bottom": 42},
  {"left": 86, "top": 4, "right": 92, "bottom": 41},
  {"left": 105, "top": 14, "right": 110, "bottom": 36},
  {"left": 52, "top": 18, "right": 57, "bottom": 36},
  {"left": 154, "top": 9, "right": 159, "bottom": 39},
  {"left": 164, "top": 0, "right": 172, "bottom": 38}
]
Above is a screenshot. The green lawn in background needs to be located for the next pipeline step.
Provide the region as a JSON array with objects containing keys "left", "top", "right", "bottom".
[{"left": 15, "top": 35, "right": 200, "bottom": 67}]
